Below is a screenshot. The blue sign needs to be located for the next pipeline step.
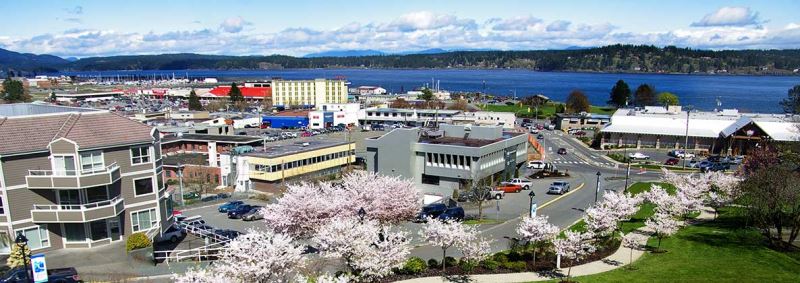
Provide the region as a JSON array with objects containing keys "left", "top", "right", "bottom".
[
  {"left": 31, "top": 253, "right": 48, "bottom": 283},
  {"left": 530, "top": 202, "right": 538, "bottom": 217}
]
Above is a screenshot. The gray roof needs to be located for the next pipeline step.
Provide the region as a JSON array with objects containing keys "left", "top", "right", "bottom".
[
  {"left": 243, "top": 140, "right": 352, "bottom": 159},
  {"left": 0, "top": 103, "right": 100, "bottom": 117},
  {"left": 161, "top": 134, "right": 263, "bottom": 144}
]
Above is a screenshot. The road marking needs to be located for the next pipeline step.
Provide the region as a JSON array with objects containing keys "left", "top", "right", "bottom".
[{"left": 539, "top": 182, "right": 586, "bottom": 210}]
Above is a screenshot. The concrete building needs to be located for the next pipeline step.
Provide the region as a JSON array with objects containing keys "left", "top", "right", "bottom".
[
  {"left": 308, "top": 103, "right": 362, "bottom": 129},
  {"left": 364, "top": 125, "right": 528, "bottom": 194},
  {"left": 271, "top": 79, "right": 348, "bottom": 108},
  {"left": 361, "top": 108, "right": 462, "bottom": 127},
  {"left": 554, "top": 113, "right": 611, "bottom": 131},
  {"left": 451, "top": 111, "right": 517, "bottom": 129},
  {"left": 54, "top": 91, "right": 124, "bottom": 102},
  {"left": 354, "top": 86, "right": 387, "bottom": 95},
  {"left": 600, "top": 106, "right": 800, "bottom": 154},
  {"left": 0, "top": 104, "right": 171, "bottom": 253},
  {"left": 231, "top": 140, "right": 356, "bottom": 193}
]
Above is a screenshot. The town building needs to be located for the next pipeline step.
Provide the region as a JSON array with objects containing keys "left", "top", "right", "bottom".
[
  {"left": 270, "top": 78, "right": 348, "bottom": 108},
  {"left": 0, "top": 104, "right": 171, "bottom": 253},
  {"left": 599, "top": 106, "right": 800, "bottom": 154},
  {"left": 364, "top": 125, "right": 528, "bottom": 194},
  {"left": 451, "top": 111, "right": 517, "bottom": 129},
  {"left": 229, "top": 140, "right": 356, "bottom": 193},
  {"left": 208, "top": 84, "right": 271, "bottom": 101},
  {"left": 554, "top": 113, "right": 611, "bottom": 131},
  {"left": 354, "top": 86, "right": 387, "bottom": 95},
  {"left": 54, "top": 91, "right": 124, "bottom": 102},
  {"left": 361, "top": 108, "right": 462, "bottom": 127},
  {"left": 308, "top": 103, "right": 362, "bottom": 129}
]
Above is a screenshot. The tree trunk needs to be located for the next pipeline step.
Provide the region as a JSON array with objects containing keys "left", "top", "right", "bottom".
[
  {"left": 629, "top": 247, "right": 633, "bottom": 266},
  {"left": 442, "top": 248, "right": 447, "bottom": 272},
  {"left": 657, "top": 236, "right": 662, "bottom": 250}
]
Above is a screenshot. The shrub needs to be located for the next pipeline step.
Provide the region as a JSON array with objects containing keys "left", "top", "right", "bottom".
[
  {"left": 402, "top": 257, "right": 427, "bottom": 275},
  {"left": 480, "top": 259, "right": 500, "bottom": 271},
  {"left": 444, "top": 256, "right": 457, "bottom": 268},
  {"left": 503, "top": 261, "right": 527, "bottom": 272},
  {"left": 507, "top": 251, "right": 523, "bottom": 261},
  {"left": 126, "top": 232, "right": 152, "bottom": 252},
  {"left": 427, "top": 258, "right": 440, "bottom": 269},
  {"left": 493, "top": 253, "right": 509, "bottom": 263},
  {"left": 458, "top": 259, "right": 478, "bottom": 272}
]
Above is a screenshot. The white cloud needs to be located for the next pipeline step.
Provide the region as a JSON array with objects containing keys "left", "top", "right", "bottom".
[
  {"left": 692, "top": 6, "right": 762, "bottom": 27},
  {"left": 220, "top": 17, "right": 250, "bottom": 33},
  {"left": 1, "top": 9, "right": 798, "bottom": 57}
]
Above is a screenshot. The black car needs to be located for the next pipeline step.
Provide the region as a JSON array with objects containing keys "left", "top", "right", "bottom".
[
  {"left": 414, "top": 203, "right": 448, "bottom": 222},
  {"left": 1, "top": 267, "right": 81, "bottom": 283},
  {"left": 437, "top": 207, "right": 465, "bottom": 221},
  {"left": 702, "top": 162, "right": 730, "bottom": 173},
  {"left": 557, "top": 148, "right": 567, "bottom": 155},
  {"left": 215, "top": 229, "right": 242, "bottom": 240},
  {"left": 227, "top": 204, "right": 255, "bottom": 219}
]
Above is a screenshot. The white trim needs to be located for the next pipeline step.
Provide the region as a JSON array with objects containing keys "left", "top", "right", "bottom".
[
  {"left": 131, "top": 175, "right": 156, "bottom": 197},
  {"left": 129, "top": 207, "right": 158, "bottom": 233},
  {"left": 3, "top": 184, "right": 27, "bottom": 191},
  {"left": 13, "top": 224, "right": 51, "bottom": 250},
  {"left": 0, "top": 160, "right": 8, "bottom": 216},
  {"left": 122, "top": 169, "right": 159, "bottom": 177},
  {"left": 124, "top": 199, "right": 159, "bottom": 209},
  {"left": 130, "top": 145, "right": 152, "bottom": 166},
  {"left": 79, "top": 150, "right": 105, "bottom": 174}
]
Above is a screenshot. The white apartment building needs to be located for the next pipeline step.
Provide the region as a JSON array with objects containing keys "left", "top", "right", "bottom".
[{"left": 271, "top": 79, "right": 348, "bottom": 108}]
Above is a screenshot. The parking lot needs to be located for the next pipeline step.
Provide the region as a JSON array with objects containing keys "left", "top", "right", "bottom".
[{"left": 179, "top": 199, "right": 272, "bottom": 232}]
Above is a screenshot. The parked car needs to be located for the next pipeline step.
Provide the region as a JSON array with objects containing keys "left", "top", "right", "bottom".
[
  {"left": 723, "top": 155, "right": 744, "bottom": 164},
  {"left": 669, "top": 150, "right": 696, "bottom": 159},
  {"left": 215, "top": 229, "right": 242, "bottom": 240},
  {"left": 501, "top": 178, "right": 533, "bottom": 190},
  {"left": 664, "top": 158, "right": 680, "bottom": 165},
  {"left": 241, "top": 206, "right": 264, "bottom": 221},
  {"left": 457, "top": 189, "right": 505, "bottom": 202},
  {"left": 702, "top": 162, "right": 730, "bottom": 173},
  {"left": 182, "top": 191, "right": 200, "bottom": 200},
  {"left": 547, "top": 181, "right": 571, "bottom": 195},
  {"left": 527, "top": 161, "right": 546, "bottom": 170},
  {"left": 227, "top": 204, "right": 256, "bottom": 219},
  {"left": 707, "top": 155, "right": 722, "bottom": 163},
  {"left": 496, "top": 184, "right": 523, "bottom": 193},
  {"left": 218, "top": 201, "right": 244, "bottom": 213},
  {"left": 628, "top": 152, "right": 650, "bottom": 160},
  {"left": 436, "top": 207, "right": 465, "bottom": 221},
  {"left": 529, "top": 128, "right": 539, "bottom": 134},
  {"left": 536, "top": 134, "right": 544, "bottom": 139},
  {"left": 697, "top": 161, "right": 715, "bottom": 171},
  {"left": 557, "top": 148, "right": 567, "bottom": 155},
  {"left": 155, "top": 225, "right": 187, "bottom": 243},
  {"left": 1, "top": 267, "right": 81, "bottom": 283},
  {"left": 415, "top": 203, "right": 449, "bottom": 221}
]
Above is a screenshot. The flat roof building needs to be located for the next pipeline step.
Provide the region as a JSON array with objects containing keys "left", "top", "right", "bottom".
[
  {"left": 364, "top": 125, "right": 528, "bottom": 195},
  {"left": 271, "top": 78, "right": 348, "bottom": 108}
]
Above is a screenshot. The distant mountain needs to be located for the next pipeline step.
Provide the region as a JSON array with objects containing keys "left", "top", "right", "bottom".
[
  {"left": 64, "top": 57, "right": 79, "bottom": 62},
  {"left": 0, "top": 48, "right": 69, "bottom": 73},
  {"left": 1, "top": 45, "right": 799, "bottom": 75},
  {"left": 396, "top": 48, "right": 449, "bottom": 55},
  {"left": 304, "top": 50, "right": 385, "bottom": 58}
]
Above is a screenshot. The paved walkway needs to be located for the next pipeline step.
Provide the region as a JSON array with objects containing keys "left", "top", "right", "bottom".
[{"left": 397, "top": 207, "right": 715, "bottom": 283}]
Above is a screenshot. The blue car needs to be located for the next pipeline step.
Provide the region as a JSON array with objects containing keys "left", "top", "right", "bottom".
[
  {"left": 218, "top": 201, "right": 244, "bottom": 213},
  {"left": 227, "top": 204, "right": 255, "bottom": 219},
  {"left": 437, "top": 207, "right": 465, "bottom": 221}
]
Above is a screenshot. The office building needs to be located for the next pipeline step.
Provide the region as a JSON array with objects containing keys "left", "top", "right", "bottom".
[
  {"left": 271, "top": 78, "right": 348, "bottom": 108},
  {"left": 0, "top": 104, "right": 171, "bottom": 253},
  {"left": 364, "top": 125, "right": 528, "bottom": 194},
  {"left": 554, "top": 113, "right": 611, "bottom": 131}
]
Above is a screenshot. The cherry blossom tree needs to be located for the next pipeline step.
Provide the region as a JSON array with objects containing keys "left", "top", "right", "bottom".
[
  {"left": 173, "top": 229, "right": 306, "bottom": 283},
  {"left": 644, "top": 212, "right": 679, "bottom": 252},
  {"left": 458, "top": 234, "right": 491, "bottom": 265},
  {"left": 703, "top": 171, "right": 741, "bottom": 218},
  {"left": 620, "top": 232, "right": 638, "bottom": 268},
  {"left": 312, "top": 217, "right": 410, "bottom": 281},
  {"left": 553, "top": 231, "right": 596, "bottom": 282},
  {"left": 601, "top": 191, "right": 642, "bottom": 222},
  {"left": 584, "top": 204, "right": 620, "bottom": 238},
  {"left": 263, "top": 172, "right": 421, "bottom": 237},
  {"left": 643, "top": 184, "right": 684, "bottom": 217},
  {"left": 419, "top": 217, "right": 479, "bottom": 272},
  {"left": 516, "top": 215, "right": 559, "bottom": 264}
]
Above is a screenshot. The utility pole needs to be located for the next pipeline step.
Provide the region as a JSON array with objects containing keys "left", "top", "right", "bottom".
[
  {"left": 682, "top": 108, "right": 690, "bottom": 170},
  {"left": 177, "top": 163, "right": 185, "bottom": 206}
]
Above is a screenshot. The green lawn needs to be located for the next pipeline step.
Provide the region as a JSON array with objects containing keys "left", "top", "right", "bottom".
[
  {"left": 566, "top": 182, "right": 673, "bottom": 235},
  {"left": 478, "top": 102, "right": 616, "bottom": 118},
  {"left": 563, "top": 208, "right": 800, "bottom": 282}
]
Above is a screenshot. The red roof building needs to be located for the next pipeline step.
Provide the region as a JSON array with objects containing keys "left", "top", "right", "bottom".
[{"left": 209, "top": 86, "right": 271, "bottom": 99}]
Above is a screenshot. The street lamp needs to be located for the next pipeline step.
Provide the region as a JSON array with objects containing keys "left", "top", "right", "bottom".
[
  {"left": 357, "top": 207, "right": 367, "bottom": 223},
  {"left": 528, "top": 191, "right": 536, "bottom": 217},
  {"left": 595, "top": 171, "right": 601, "bottom": 204},
  {"left": 14, "top": 234, "right": 30, "bottom": 283}
]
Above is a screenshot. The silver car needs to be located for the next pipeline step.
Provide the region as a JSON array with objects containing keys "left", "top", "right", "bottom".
[
  {"left": 547, "top": 181, "right": 571, "bottom": 194},
  {"left": 241, "top": 206, "right": 264, "bottom": 221}
]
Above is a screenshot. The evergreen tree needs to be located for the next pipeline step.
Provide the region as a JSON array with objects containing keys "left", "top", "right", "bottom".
[
  {"left": 1, "top": 78, "right": 29, "bottom": 103},
  {"left": 188, "top": 89, "right": 203, "bottom": 111},
  {"left": 228, "top": 83, "right": 244, "bottom": 104},
  {"left": 633, "top": 84, "right": 656, "bottom": 107},
  {"left": 608, "top": 80, "right": 631, "bottom": 108},
  {"left": 779, "top": 85, "right": 800, "bottom": 114}
]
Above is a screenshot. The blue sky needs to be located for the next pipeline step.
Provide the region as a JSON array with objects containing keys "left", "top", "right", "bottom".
[{"left": 0, "top": 0, "right": 798, "bottom": 57}]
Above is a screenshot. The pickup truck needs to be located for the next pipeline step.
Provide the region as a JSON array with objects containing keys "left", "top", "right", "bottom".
[
  {"left": 496, "top": 184, "right": 523, "bottom": 193},
  {"left": 501, "top": 178, "right": 533, "bottom": 190},
  {"left": 1, "top": 267, "right": 81, "bottom": 283},
  {"left": 457, "top": 188, "right": 505, "bottom": 201}
]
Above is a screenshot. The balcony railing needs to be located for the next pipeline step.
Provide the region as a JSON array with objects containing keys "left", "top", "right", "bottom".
[
  {"left": 26, "top": 163, "right": 121, "bottom": 189},
  {"left": 31, "top": 196, "right": 125, "bottom": 223}
]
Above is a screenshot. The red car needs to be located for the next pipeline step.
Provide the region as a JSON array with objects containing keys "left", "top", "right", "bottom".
[
  {"left": 664, "top": 158, "right": 680, "bottom": 165},
  {"left": 496, "top": 184, "right": 523, "bottom": 193}
]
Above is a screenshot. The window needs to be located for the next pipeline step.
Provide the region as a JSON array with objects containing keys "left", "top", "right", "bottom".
[
  {"left": 0, "top": 196, "right": 4, "bottom": 214},
  {"left": 16, "top": 226, "right": 49, "bottom": 250},
  {"left": 90, "top": 220, "right": 108, "bottom": 241},
  {"left": 131, "top": 209, "right": 157, "bottom": 232},
  {"left": 80, "top": 151, "right": 104, "bottom": 173},
  {"left": 0, "top": 232, "right": 9, "bottom": 254},
  {"left": 131, "top": 146, "right": 151, "bottom": 165},
  {"left": 134, "top": 177, "right": 154, "bottom": 196},
  {"left": 64, "top": 223, "right": 86, "bottom": 242}
]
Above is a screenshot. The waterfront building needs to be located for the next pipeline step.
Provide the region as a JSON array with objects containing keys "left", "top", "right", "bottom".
[
  {"left": 554, "top": 113, "right": 611, "bottom": 131},
  {"left": 271, "top": 78, "right": 348, "bottom": 108}
]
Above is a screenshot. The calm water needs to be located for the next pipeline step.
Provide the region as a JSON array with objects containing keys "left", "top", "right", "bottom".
[{"left": 51, "top": 69, "right": 800, "bottom": 113}]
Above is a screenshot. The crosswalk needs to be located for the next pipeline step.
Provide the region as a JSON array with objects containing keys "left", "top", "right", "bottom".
[{"left": 550, "top": 160, "right": 617, "bottom": 167}]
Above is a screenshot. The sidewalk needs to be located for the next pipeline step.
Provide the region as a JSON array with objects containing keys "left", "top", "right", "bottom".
[{"left": 397, "top": 207, "right": 716, "bottom": 283}]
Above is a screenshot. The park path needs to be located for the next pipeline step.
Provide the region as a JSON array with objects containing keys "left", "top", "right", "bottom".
[{"left": 396, "top": 207, "right": 715, "bottom": 283}]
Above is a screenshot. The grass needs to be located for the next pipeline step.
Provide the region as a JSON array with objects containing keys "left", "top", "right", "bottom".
[
  {"left": 478, "top": 102, "right": 616, "bottom": 118},
  {"left": 565, "top": 182, "right": 674, "bottom": 235},
  {"left": 464, "top": 219, "right": 502, "bottom": 225},
  {"left": 560, "top": 208, "right": 800, "bottom": 282}
]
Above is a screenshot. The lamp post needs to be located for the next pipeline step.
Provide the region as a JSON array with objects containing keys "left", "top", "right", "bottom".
[
  {"left": 14, "top": 234, "right": 30, "bottom": 283},
  {"left": 357, "top": 207, "right": 367, "bottom": 223},
  {"left": 595, "top": 171, "right": 601, "bottom": 204},
  {"left": 528, "top": 191, "right": 536, "bottom": 217}
]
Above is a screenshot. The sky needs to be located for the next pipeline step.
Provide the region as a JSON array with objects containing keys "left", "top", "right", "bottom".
[{"left": 0, "top": 0, "right": 798, "bottom": 58}]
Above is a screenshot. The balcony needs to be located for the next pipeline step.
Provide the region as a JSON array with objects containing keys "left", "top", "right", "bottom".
[
  {"left": 26, "top": 163, "right": 121, "bottom": 189},
  {"left": 31, "top": 196, "right": 125, "bottom": 223}
]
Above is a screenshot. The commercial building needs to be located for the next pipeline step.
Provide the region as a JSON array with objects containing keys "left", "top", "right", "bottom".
[
  {"left": 354, "top": 86, "right": 387, "bottom": 95},
  {"left": 599, "top": 106, "right": 800, "bottom": 154},
  {"left": 54, "top": 91, "right": 124, "bottom": 102},
  {"left": 231, "top": 140, "right": 356, "bottom": 193},
  {"left": 554, "top": 113, "right": 611, "bottom": 131},
  {"left": 271, "top": 78, "right": 348, "bottom": 108},
  {"left": 0, "top": 104, "right": 171, "bottom": 253},
  {"left": 451, "top": 111, "right": 517, "bottom": 129},
  {"left": 308, "top": 103, "right": 362, "bottom": 129},
  {"left": 361, "top": 108, "right": 462, "bottom": 127},
  {"left": 364, "top": 125, "right": 528, "bottom": 194}
]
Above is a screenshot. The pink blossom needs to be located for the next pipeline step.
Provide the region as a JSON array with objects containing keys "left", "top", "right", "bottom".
[
  {"left": 516, "top": 215, "right": 559, "bottom": 244},
  {"left": 645, "top": 212, "right": 679, "bottom": 250},
  {"left": 419, "top": 217, "right": 480, "bottom": 270},
  {"left": 553, "top": 231, "right": 596, "bottom": 279},
  {"left": 584, "top": 205, "right": 619, "bottom": 237}
]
